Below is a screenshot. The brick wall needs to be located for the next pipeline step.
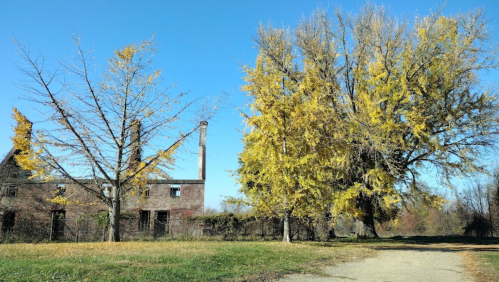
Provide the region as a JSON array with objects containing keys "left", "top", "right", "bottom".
[
  {"left": 1, "top": 179, "right": 205, "bottom": 240},
  {"left": 126, "top": 181, "right": 205, "bottom": 236}
]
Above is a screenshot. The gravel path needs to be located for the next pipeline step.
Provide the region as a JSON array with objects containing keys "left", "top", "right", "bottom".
[{"left": 277, "top": 249, "right": 473, "bottom": 282}]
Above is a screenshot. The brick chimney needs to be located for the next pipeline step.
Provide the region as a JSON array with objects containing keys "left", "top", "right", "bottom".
[
  {"left": 129, "top": 120, "right": 141, "bottom": 171},
  {"left": 198, "top": 121, "right": 208, "bottom": 180}
]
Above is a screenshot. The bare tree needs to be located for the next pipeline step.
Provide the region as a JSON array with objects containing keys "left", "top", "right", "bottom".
[
  {"left": 12, "top": 37, "right": 217, "bottom": 242},
  {"left": 457, "top": 180, "right": 493, "bottom": 237}
]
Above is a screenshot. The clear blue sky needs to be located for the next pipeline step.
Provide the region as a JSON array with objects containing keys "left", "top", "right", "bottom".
[{"left": 1, "top": 0, "right": 498, "bottom": 210}]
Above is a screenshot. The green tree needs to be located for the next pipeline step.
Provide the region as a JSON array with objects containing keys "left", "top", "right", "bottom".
[
  {"left": 240, "top": 4, "right": 499, "bottom": 238},
  {"left": 12, "top": 37, "right": 215, "bottom": 242}
]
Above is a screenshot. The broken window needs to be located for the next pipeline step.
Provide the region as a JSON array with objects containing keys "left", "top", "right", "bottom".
[
  {"left": 56, "top": 184, "right": 66, "bottom": 196},
  {"left": 170, "top": 184, "right": 181, "bottom": 198},
  {"left": 154, "top": 210, "right": 170, "bottom": 238},
  {"left": 139, "top": 185, "right": 150, "bottom": 198},
  {"left": 51, "top": 210, "right": 66, "bottom": 240},
  {"left": 2, "top": 210, "right": 15, "bottom": 233},
  {"left": 6, "top": 185, "right": 18, "bottom": 197},
  {"left": 18, "top": 169, "right": 27, "bottom": 179},
  {"left": 101, "top": 183, "right": 112, "bottom": 198},
  {"left": 139, "top": 210, "right": 151, "bottom": 231}
]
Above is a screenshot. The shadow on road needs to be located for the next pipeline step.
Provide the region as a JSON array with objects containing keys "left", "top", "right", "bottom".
[{"left": 324, "top": 235, "right": 499, "bottom": 253}]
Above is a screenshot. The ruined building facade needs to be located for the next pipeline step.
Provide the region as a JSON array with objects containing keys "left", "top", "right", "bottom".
[{"left": 0, "top": 122, "right": 207, "bottom": 241}]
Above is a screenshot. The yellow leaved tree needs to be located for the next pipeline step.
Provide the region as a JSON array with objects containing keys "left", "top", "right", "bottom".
[
  {"left": 239, "top": 5, "right": 499, "bottom": 239},
  {"left": 238, "top": 27, "right": 346, "bottom": 242},
  {"left": 12, "top": 37, "right": 215, "bottom": 242}
]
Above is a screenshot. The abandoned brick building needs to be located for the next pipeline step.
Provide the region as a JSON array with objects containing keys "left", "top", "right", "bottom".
[{"left": 0, "top": 121, "right": 208, "bottom": 241}]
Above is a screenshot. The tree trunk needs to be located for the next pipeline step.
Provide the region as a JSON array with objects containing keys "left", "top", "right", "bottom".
[
  {"left": 487, "top": 193, "right": 494, "bottom": 237},
  {"left": 355, "top": 195, "right": 379, "bottom": 238},
  {"left": 325, "top": 211, "right": 336, "bottom": 240},
  {"left": 108, "top": 185, "right": 121, "bottom": 242},
  {"left": 327, "top": 226, "right": 336, "bottom": 240},
  {"left": 355, "top": 218, "right": 378, "bottom": 238},
  {"left": 282, "top": 209, "right": 292, "bottom": 243}
]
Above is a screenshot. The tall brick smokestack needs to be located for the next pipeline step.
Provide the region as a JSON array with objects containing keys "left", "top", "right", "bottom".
[
  {"left": 129, "top": 120, "right": 141, "bottom": 171},
  {"left": 198, "top": 121, "right": 208, "bottom": 180}
]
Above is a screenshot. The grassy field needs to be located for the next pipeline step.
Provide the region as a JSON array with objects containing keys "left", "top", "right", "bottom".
[
  {"left": 0, "top": 241, "right": 374, "bottom": 282},
  {"left": 480, "top": 252, "right": 499, "bottom": 272},
  {"left": 2, "top": 237, "right": 498, "bottom": 281}
]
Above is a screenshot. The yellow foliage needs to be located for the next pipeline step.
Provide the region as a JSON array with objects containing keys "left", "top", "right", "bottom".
[
  {"left": 239, "top": 27, "right": 343, "bottom": 219},
  {"left": 11, "top": 108, "right": 47, "bottom": 179},
  {"left": 48, "top": 195, "right": 97, "bottom": 207},
  {"left": 239, "top": 6, "right": 499, "bottom": 232},
  {"left": 115, "top": 44, "right": 138, "bottom": 62},
  {"left": 126, "top": 141, "right": 179, "bottom": 198}
]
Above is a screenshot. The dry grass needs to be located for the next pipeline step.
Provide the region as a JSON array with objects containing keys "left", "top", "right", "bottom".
[
  {"left": 0, "top": 241, "right": 375, "bottom": 282},
  {"left": 462, "top": 250, "right": 499, "bottom": 282}
]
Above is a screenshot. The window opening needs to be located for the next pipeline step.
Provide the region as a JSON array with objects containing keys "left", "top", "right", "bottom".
[
  {"left": 51, "top": 210, "right": 66, "bottom": 240},
  {"left": 170, "top": 184, "right": 181, "bottom": 198},
  {"left": 101, "top": 183, "right": 112, "bottom": 198},
  {"left": 139, "top": 210, "right": 151, "bottom": 231},
  {"left": 56, "top": 184, "right": 66, "bottom": 196},
  {"left": 6, "top": 185, "right": 18, "bottom": 197},
  {"left": 139, "top": 185, "right": 150, "bottom": 198},
  {"left": 97, "top": 209, "right": 108, "bottom": 242},
  {"left": 154, "top": 210, "right": 170, "bottom": 238},
  {"left": 2, "top": 211, "right": 15, "bottom": 233}
]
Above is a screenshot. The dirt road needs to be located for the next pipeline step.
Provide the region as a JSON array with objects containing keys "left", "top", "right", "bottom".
[{"left": 278, "top": 248, "right": 474, "bottom": 282}]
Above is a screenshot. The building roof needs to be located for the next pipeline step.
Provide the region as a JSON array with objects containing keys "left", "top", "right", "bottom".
[{"left": 0, "top": 147, "right": 18, "bottom": 174}]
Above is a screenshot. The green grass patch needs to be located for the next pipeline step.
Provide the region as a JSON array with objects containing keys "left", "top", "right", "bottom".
[
  {"left": 476, "top": 251, "right": 499, "bottom": 281},
  {"left": 0, "top": 241, "right": 374, "bottom": 281}
]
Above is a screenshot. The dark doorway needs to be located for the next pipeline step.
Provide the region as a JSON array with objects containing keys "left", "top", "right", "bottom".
[
  {"left": 51, "top": 210, "right": 66, "bottom": 240},
  {"left": 154, "top": 210, "right": 170, "bottom": 238},
  {"left": 139, "top": 210, "right": 150, "bottom": 232},
  {"left": 2, "top": 210, "right": 15, "bottom": 233}
]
